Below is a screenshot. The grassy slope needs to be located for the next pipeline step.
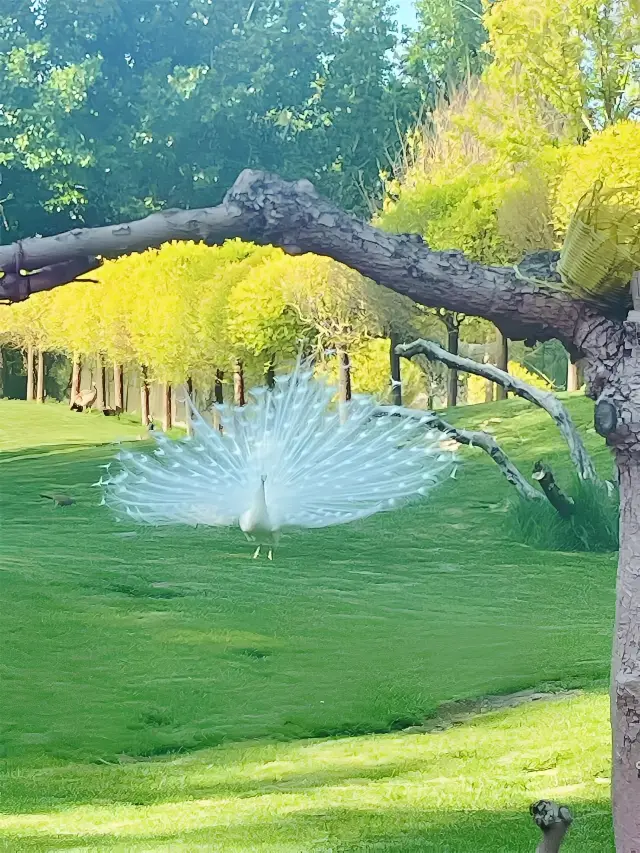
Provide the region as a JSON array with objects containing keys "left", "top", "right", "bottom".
[{"left": 0, "top": 395, "right": 616, "bottom": 849}]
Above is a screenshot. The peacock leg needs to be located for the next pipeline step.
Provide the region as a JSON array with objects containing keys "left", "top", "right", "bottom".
[
  {"left": 267, "top": 548, "right": 273, "bottom": 561},
  {"left": 252, "top": 545, "right": 261, "bottom": 559}
]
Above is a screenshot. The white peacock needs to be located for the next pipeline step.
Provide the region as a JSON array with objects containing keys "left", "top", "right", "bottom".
[{"left": 100, "top": 363, "right": 455, "bottom": 559}]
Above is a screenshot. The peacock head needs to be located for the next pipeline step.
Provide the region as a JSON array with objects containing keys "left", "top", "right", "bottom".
[{"left": 260, "top": 474, "right": 267, "bottom": 484}]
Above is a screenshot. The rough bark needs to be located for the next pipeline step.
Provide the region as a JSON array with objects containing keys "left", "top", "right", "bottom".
[
  {"left": 530, "top": 801, "right": 573, "bottom": 852},
  {"left": 389, "top": 333, "right": 402, "bottom": 406},
  {"left": 26, "top": 346, "right": 35, "bottom": 401},
  {"left": 398, "top": 339, "right": 599, "bottom": 483},
  {"left": 377, "top": 405, "right": 542, "bottom": 502},
  {"left": 233, "top": 360, "right": 246, "bottom": 406},
  {"left": 140, "top": 365, "right": 151, "bottom": 427},
  {"left": 163, "top": 383, "right": 172, "bottom": 432},
  {"left": 36, "top": 349, "right": 45, "bottom": 403},
  {"left": 612, "top": 454, "right": 640, "bottom": 849},
  {"left": 495, "top": 329, "right": 509, "bottom": 401},
  {"left": 70, "top": 354, "right": 81, "bottom": 408},
  {"left": 114, "top": 363, "right": 124, "bottom": 411}
]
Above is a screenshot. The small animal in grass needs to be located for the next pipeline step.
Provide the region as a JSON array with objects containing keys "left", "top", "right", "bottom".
[
  {"left": 40, "top": 493, "right": 76, "bottom": 507},
  {"left": 100, "top": 361, "right": 454, "bottom": 559},
  {"left": 101, "top": 406, "right": 122, "bottom": 417}
]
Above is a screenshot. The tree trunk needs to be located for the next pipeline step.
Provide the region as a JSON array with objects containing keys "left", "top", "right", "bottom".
[
  {"left": 97, "top": 356, "right": 106, "bottom": 409},
  {"left": 446, "top": 326, "right": 459, "bottom": 408},
  {"left": 612, "top": 452, "right": 640, "bottom": 849},
  {"left": 338, "top": 348, "right": 352, "bottom": 404},
  {"left": 389, "top": 334, "right": 402, "bottom": 406},
  {"left": 265, "top": 359, "right": 275, "bottom": 389},
  {"left": 234, "top": 359, "right": 246, "bottom": 406},
  {"left": 185, "top": 377, "right": 193, "bottom": 437},
  {"left": 36, "top": 349, "right": 45, "bottom": 403},
  {"left": 0, "top": 346, "right": 4, "bottom": 398},
  {"left": 214, "top": 370, "right": 224, "bottom": 404},
  {"left": 114, "top": 363, "right": 124, "bottom": 411},
  {"left": 162, "top": 383, "right": 172, "bottom": 431},
  {"left": 70, "top": 354, "right": 81, "bottom": 407},
  {"left": 140, "top": 365, "right": 150, "bottom": 427},
  {"left": 26, "top": 345, "right": 35, "bottom": 401},
  {"left": 567, "top": 349, "right": 585, "bottom": 393},
  {"left": 213, "top": 370, "right": 224, "bottom": 431},
  {"left": 495, "top": 329, "right": 509, "bottom": 401}
]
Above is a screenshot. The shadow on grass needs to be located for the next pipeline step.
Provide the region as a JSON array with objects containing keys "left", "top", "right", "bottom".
[{"left": 0, "top": 803, "right": 613, "bottom": 852}]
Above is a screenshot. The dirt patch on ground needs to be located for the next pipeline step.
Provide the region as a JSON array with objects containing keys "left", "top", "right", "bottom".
[{"left": 403, "top": 687, "right": 584, "bottom": 734}]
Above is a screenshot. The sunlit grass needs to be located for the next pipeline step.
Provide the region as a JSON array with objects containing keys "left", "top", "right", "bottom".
[{"left": 0, "top": 395, "right": 617, "bottom": 849}]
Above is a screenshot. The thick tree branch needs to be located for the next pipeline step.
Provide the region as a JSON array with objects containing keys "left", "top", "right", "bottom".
[
  {"left": 376, "top": 404, "right": 543, "bottom": 502},
  {"left": 0, "top": 257, "right": 101, "bottom": 302},
  {"left": 397, "top": 339, "right": 599, "bottom": 482},
  {"left": 0, "top": 170, "right": 618, "bottom": 359}
]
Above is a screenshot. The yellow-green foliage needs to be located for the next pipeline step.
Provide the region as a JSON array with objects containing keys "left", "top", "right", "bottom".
[
  {"left": 555, "top": 120, "right": 640, "bottom": 232},
  {"left": 315, "top": 337, "right": 428, "bottom": 403},
  {"left": 467, "top": 361, "right": 553, "bottom": 404},
  {"left": 378, "top": 81, "right": 566, "bottom": 265}
]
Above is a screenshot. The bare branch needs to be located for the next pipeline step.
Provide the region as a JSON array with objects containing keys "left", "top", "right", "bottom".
[
  {"left": 397, "top": 339, "right": 599, "bottom": 482},
  {"left": 0, "top": 257, "right": 100, "bottom": 302},
  {"left": 0, "top": 170, "right": 613, "bottom": 355},
  {"left": 532, "top": 461, "right": 575, "bottom": 517},
  {"left": 375, "top": 404, "right": 543, "bottom": 502}
]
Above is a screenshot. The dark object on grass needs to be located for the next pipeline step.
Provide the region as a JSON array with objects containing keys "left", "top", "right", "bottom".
[
  {"left": 101, "top": 406, "right": 122, "bottom": 417},
  {"left": 532, "top": 462, "right": 575, "bottom": 518},
  {"left": 40, "top": 493, "right": 75, "bottom": 507},
  {"left": 530, "top": 800, "right": 573, "bottom": 852}
]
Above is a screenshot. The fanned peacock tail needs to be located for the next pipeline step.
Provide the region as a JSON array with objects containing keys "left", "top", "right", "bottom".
[{"left": 99, "top": 362, "right": 455, "bottom": 537}]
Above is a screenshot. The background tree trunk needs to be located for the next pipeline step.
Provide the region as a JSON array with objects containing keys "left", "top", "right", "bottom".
[
  {"left": 185, "top": 377, "right": 193, "bottom": 437},
  {"left": 446, "top": 325, "right": 459, "bottom": 408},
  {"left": 140, "top": 365, "right": 150, "bottom": 427},
  {"left": 214, "top": 370, "right": 224, "bottom": 404},
  {"left": 495, "top": 329, "right": 509, "bottom": 401},
  {"left": 612, "top": 453, "right": 640, "bottom": 849},
  {"left": 70, "top": 354, "right": 81, "bottom": 407},
  {"left": 114, "top": 363, "right": 124, "bottom": 410},
  {"left": 234, "top": 360, "right": 246, "bottom": 406},
  {"left": 26, "top": 346, "right": 35, "bottom": 401},
  {"left": 389, "top": 334, "right": 402, "bottom": 406},
  {"left": 97, "top": 356, "right": 106, "bottom": 409},
  {"left": 0, "top": 346, "right": 4, "bottom": 398},
  {"left": 265, "top": 359, "right": 275, "bottom": 389},
  {"left": 36, "top": 349, "right": 45, "bottom": 403},
  {"left": 162, "top": 383, "right": 172, "bottom": 431},
  {"left": 338, "top": 348, "right": 352, "bottom": 404}
]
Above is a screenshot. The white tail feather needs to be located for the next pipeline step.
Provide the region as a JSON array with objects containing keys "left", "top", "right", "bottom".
[{"left": 102, "top": 363, "right": 455, "bottom": 537}]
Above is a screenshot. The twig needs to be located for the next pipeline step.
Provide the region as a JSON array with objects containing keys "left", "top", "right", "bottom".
[{"left": 532, "top": 462, "right": 575, "bottom": 518}]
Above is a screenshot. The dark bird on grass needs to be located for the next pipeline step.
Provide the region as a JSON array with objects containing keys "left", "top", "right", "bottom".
[
  {"left": 100, "top": 361, "right": 454, "bottom": 560},
  {"left": 40, "top": 493, "right": 76, "bottom": 507}
]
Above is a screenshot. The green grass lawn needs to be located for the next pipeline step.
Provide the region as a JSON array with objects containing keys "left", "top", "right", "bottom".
[{"left": 0, "top": 395, "right": 616, "bottom": 850}]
